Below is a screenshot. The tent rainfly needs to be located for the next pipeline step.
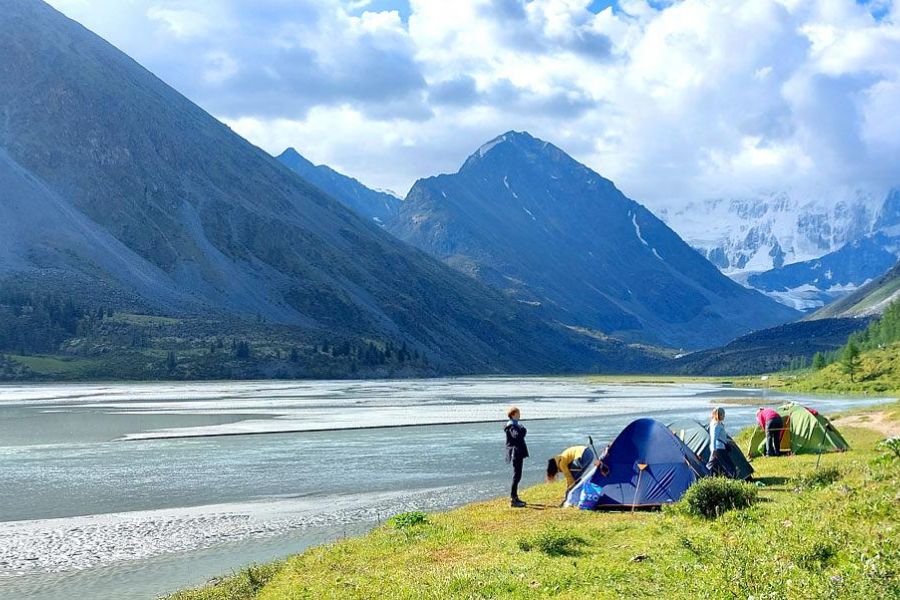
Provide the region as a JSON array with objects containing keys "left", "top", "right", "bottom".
[
  {"left": 668, "top": 418, "right": 754, "bottom": 480},
  {"left": 565, "top": 418, "right": 709, "bottom": 510},
  {"left": 747, "top": 403, "right": 850, "bottom": 458}
]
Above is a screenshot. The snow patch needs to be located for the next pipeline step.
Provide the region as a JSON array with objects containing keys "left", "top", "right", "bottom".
[
  {"left": 374, "top": 188, "right": 402, "bottom": 199},
  {"left": 631, "top": 213, "right": 648, "bottom": 246},
  {"left": 632, "top": 213, "right": 663, "bottom": 260},
  {"left": 477, "top": 135, "right": 506, "bottom": 158}
]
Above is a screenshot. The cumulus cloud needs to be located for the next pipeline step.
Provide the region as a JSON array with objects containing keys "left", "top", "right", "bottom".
[{"left": 46, "top": 0, "right": 900, "bottom": 205}]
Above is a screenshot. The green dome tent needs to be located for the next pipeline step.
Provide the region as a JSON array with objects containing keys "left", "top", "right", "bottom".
[
  {"left": 747, "top": 403, "right": 850, "bottom": 458},
  {"left": 668, "top": 419, "right": 754, "bottom": 480}
]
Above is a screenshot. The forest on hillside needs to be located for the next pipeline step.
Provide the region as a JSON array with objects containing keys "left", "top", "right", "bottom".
[{"left": 0, "top": 291, "right": 430, "bottom": 381}]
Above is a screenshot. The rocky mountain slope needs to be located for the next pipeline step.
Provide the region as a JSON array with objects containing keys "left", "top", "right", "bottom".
[
  {"left": 808, "top": 261, "right": 900, "bottom": 320},
  {"left": 386, "top": 132, "right": 798, "bottom": 350},
  {"left": 276, "top": 148, "right": 401, "bottom": 225},
  {"left": 0, "top": 0, "right": 655, "bottom": 374}
]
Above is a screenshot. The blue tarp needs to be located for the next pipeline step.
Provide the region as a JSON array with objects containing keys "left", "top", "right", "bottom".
[{"left": 565, "top": 418, "right": 709, "bottom": 509}]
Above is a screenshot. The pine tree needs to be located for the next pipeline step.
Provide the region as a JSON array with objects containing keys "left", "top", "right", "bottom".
[
  {"left": 166, "top": 351, "right": 177, "bottom": 372},
  {"left": 840, "top": 341, "right": 861, "bottom": 382},
  {"left": 812, "top": 352, "right": 826, "bottom": 370}
]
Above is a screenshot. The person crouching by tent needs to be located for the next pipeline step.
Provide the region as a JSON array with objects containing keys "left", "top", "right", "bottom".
[
  {"left": 504, "top": 406, "right": 529, "bottom": 508},
  {"left": 546, "top": 445, "right": 596, "bottom": 489},
  {"left": 757, "top": 407, "right": 783, "bottom": 457},
  {"left": 707, "top": 407, "right": 736, "bottom": 477}
]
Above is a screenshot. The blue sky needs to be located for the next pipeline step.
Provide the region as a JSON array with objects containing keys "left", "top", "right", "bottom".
[{"left": 46, "top": 0, "right": 899, "bottom": 206}]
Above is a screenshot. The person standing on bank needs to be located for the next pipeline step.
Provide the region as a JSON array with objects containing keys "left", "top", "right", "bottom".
[{"left": 504, "top": 406, "right": 529, "bottom": 508}]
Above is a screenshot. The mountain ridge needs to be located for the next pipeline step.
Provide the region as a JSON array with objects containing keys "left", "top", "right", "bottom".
[
  {"left": 276, "top": 148, "right": 402, "bottom": 224},
  {"left": 0, "top": 0, "right": 657, "bottom": 374}
]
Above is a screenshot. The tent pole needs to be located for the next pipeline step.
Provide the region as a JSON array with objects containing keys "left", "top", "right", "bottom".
[{"left": 632, "top": 464, "right": 647, "bottom": 513}]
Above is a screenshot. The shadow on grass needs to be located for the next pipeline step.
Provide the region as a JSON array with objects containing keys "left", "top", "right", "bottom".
[
  {"left": 752, "top": 476, "right": 791, "bottom": 486},
  {"left": 522, "top": 503, "right": 554, "bottom": 511}
]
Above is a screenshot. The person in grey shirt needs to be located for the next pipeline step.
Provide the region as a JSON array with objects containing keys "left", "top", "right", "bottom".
[{"left": 707, "top": 407, "right": 735, "bottom": 477}]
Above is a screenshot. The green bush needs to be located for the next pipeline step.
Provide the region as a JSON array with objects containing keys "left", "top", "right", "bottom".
[
  {"left": 796, "top": 466, "right": 842, "bottom": 490},
  {"left": 388, "top": 511, "right": 429, "bottom": 529},
  {"left": 518, "top": 525, "right": 584, "bottom": 556},
  {"left": 877, "top": 437, "right": 900, "bottom": 460},
  {"left": 679, "top": 477, "right": 759, "bottom": 519}
]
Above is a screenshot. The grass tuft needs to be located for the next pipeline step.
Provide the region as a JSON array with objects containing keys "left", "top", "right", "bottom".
[
  {"left": 517, "top": 525, "right": 584, "bottom": 557},
  {"left": 795, "top": 466, "right": 842, "bottom": 490},
  {"left": 387, "top": 511, "right": 429, "bottom": 529}
]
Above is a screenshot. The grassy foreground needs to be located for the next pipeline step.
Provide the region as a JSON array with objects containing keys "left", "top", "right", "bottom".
[{"left": 169, "top": 403, "right": 900, "bottom": 600}]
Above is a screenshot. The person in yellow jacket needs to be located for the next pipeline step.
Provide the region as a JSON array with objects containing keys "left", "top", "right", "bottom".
[{"left": 546, "top": 445, "right": 595, "bottom": 488}]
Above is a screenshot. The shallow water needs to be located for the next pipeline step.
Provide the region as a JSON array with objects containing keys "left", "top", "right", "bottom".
[{"left": 0, "top": 378, "right": 890, "bottom": 599}]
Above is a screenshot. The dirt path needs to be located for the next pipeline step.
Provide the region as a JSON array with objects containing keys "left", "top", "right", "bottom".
[{"left": 833, "top": 411, "right": 900, "bottom": 437}]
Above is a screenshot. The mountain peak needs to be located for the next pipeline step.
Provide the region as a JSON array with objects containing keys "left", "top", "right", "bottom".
[
  {"left": 461, "top": 131, "right": 553, "bottom": 171},
  {"left": 277, "top": 147, "right": 315, "bottom": 169}
]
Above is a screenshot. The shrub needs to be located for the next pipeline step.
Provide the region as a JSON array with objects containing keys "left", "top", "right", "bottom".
[
  {"left": 877, "top": 437, "right": 900, "bottom": 460},
  {"left": 518, "top": 525, "right": 584, "bottom": 556},
  {"left": 388, "top": 511, "right": 429, "bottom": 529},
  {"left": 796, "top": 466, "right": 842, "bottom": 490},
  {"left": 679, "top": 477, "right": 759, "bottom": 519}
]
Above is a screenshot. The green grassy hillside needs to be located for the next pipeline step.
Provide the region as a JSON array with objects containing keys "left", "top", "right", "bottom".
[
  {"left": 746, "top": 301, "right": 900, "bottom": 395},
  {"left": 169, "top": 403, "right": 899, "bottom": 600}
]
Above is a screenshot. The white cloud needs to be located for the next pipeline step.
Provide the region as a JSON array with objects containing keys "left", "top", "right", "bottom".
[{"left": 45, "top": 0, "right": 900, "bottom": 206}]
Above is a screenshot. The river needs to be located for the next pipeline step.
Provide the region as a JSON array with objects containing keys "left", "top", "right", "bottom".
[{"left": 0, "top": 378, "right": 889, "bottom": 599}]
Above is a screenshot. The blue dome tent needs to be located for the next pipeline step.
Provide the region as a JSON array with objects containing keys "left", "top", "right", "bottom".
[{"left": 565, "top": 418, "right": 709, "bottom": 509}]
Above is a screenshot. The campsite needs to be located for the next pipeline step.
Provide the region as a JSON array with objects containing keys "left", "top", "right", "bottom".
[
  {"left": 171, "top": 401, "right": 900, "bottom": 600},
  {"left": 3, "top": 2, "right": 900, "bottom": 599}
]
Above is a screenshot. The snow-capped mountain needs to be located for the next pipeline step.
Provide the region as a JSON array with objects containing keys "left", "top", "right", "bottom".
[
  {"left": 743, "top": 229, "right": 900, "bottom": 311},
  {"left": 657, "top": 189, "right": 888, "bottom": 275},
  {"left": 386, "top": 131, "right": 797, "bottom": 350}
]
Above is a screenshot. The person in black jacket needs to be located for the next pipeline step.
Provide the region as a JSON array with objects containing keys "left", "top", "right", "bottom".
[{"left": 504, "top": 406, "right": 529, "bottom": 508}]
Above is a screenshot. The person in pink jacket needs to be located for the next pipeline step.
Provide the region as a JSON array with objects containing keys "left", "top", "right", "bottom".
[{"left": 756, "top": 408, "right": 784, "bottom": 457}]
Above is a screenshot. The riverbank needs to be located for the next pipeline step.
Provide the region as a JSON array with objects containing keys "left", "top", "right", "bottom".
[{"left": 170, "top": 401, "right": 900, "bottom": 600}]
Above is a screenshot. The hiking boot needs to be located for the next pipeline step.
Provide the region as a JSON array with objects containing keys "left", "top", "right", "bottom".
[{"left": 510, "top": 499, "right": 526, "bottom": 508}]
